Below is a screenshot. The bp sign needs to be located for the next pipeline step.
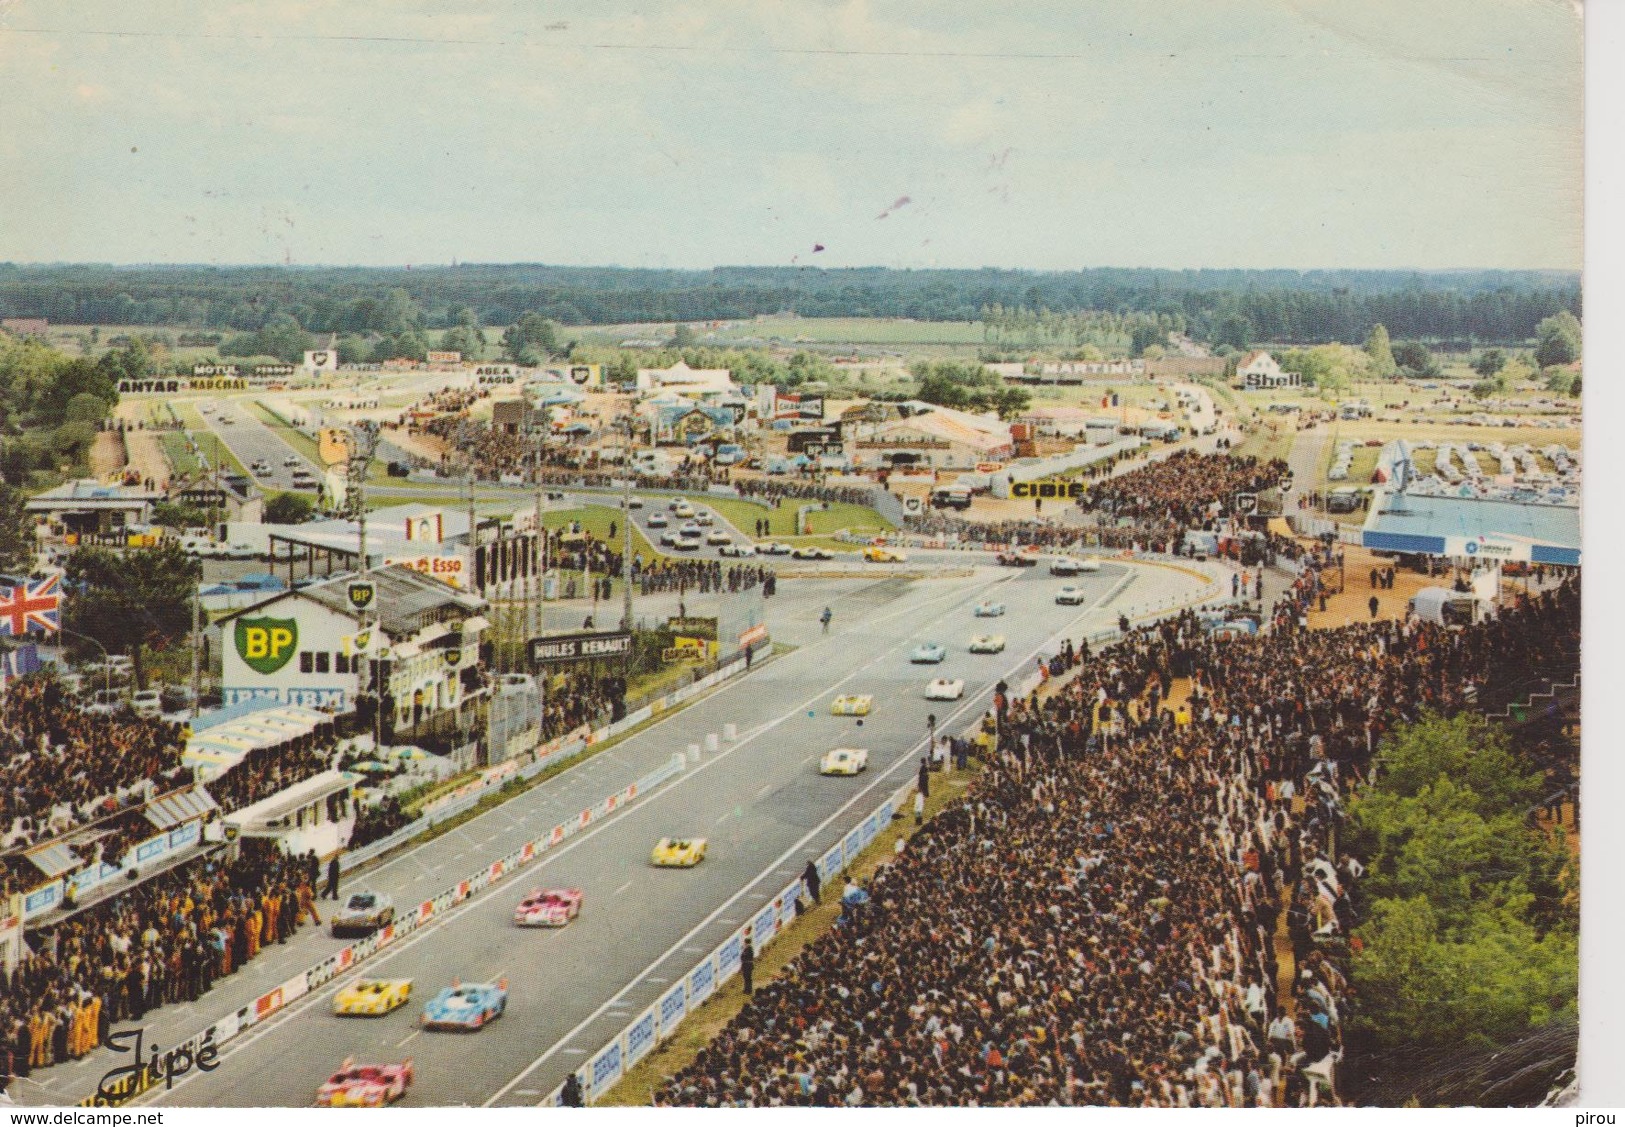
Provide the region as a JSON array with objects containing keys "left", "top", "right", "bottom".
[
  {"left": 347, "top": 581, "right": 376, "bottom": 612},
  {"left": 1234, "top": 493, "right": 1258, "bottom": 515},
  {"left": 235, "top": 617, "right": 299, "bottom": 675}
]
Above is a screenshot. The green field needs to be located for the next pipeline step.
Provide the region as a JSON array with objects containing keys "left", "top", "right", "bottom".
[
  {"left": 707, "top": 317, "right": 990, "bottom": 346},
  {"left": 158, "top": 432, "right": 201, "bottom": 477},
  {"left": 701, "top": 496, "right": 892, "bottom": 543}
]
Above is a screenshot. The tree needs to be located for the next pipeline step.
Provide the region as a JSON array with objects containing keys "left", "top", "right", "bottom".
[
  {"left": 440, "top": 324, "right": 484, "bottom": 361},
  {"left": 1534, "top": 311, "right": 1581, "bottom": 369},
  {"left": 151, "top": 500, "right": 211, "bottom": 530},
  {"left": 1364, "top": 323, "right": 1396, "bottom": 378},
  {"left": 1348, "top": 714, "right": 1576, "bottom": 1053},
  {"left": 1392, "top": 341, "right": 1441, "bottom": 378},
  {"left": 500, "top": 312, "right": 559, "bottom": 363},
  {"left": 257, "top": 314, "right": 315, "bottom": 363},
  {"left": 265, "top": 491, "right": 315, "bottom": 525},
  {"left": 63, "top": 392, "right": 109, "bottom": 425},
  {"left": 1213, "top": 314, "right": 1252, "bottom": 352},
  {"left": 1130, "top": 323, "right": 1165, "bottom": 357},
  {"left": 64, "top": 543, "right": 201, "bottom": 688},
  {"left": 335, "top": 335, "right": 371, "bottom": 365},
  {"left": 0, "top": 483, "right": 34, "bottom": 571},
  {"left": 670, "top": 323, "right": 697, "bottom": 348},
  {"left": 1472, "top": 348, "right": 1507, "bottom": 378}
]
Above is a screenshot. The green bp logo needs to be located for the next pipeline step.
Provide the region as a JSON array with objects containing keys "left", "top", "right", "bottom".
[{"left": 235, "top": 616, "right": 299, "bottom": 675}]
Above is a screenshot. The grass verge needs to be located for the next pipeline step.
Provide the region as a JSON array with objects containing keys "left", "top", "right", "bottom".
[{"left": 601, "top": 761, "right": 977, "bottom": 1106}]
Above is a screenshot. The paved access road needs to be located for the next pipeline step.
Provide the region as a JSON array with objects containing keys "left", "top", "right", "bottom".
[{"left": 129, "top": 561, "right": 1210, "bottom": 1108}]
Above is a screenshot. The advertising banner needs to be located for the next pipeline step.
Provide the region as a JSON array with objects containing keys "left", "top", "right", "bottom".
[{"left": 529, "top": 630, "right": 633, "bottom": 665}]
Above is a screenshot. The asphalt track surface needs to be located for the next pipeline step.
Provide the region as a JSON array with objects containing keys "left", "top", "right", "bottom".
[
  {"left": 113, "top": 562, "right": 1204, "bottom": 1108},
  {"left": 198, "top": 398, "right": 325, "bottom": 492}
]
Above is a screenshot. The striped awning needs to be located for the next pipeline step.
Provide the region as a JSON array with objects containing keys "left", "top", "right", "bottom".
[{"left": 144, "top": 787, "right": 219, "bottom": 830}]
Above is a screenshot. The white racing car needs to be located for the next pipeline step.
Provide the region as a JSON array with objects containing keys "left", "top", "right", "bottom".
[
  {"left": 968, "top": 635, "right": 1006, "bottom": 654},
  {"left": 925, "top": 678, "right": 965, "bottom": 701}
]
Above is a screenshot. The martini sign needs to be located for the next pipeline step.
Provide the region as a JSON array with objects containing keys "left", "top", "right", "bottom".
[{"left": 235, "top": 617, "right": 299, "bottom": 675}]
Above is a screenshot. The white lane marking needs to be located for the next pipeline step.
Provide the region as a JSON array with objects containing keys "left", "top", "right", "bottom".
[
  {"left": 151, "top": 566, "right": 1209, "bottom": 1106},
  {"left": 612, "top": 880, "right": 633, "bottom": 896},
  {"left": 488, "top": 587, "right": 1178, "bottom": 1108},
  {"left": 713, "top": 811, "right": 731, "bottom": 826},
  {"left": 755, "top": 782, "right": 773, "bottom": 799},
  {"left": 396, "top": 1030, "right": 420, "bottom": 1048}
]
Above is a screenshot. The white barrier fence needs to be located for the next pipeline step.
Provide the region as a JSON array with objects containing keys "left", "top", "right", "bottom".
[
  {"left": 342, "top": 657, "right": 749, "bottom": 872},
  {"left": 543, "top": 775, "right": 917, "bottom": 1107},
  {"left": 81, "top": 752, "right": 688, "bottom": 1107}
]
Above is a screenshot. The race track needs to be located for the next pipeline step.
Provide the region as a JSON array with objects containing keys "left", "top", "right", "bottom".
[{"left": 106, "top": 561, "right": 1211, "bottom": 1108}]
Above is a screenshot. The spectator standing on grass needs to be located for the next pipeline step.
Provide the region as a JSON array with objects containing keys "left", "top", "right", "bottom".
[
  {"left": 740, "top": 936, "right": 754, "bottom": 995},
  {"left": 802, "top": 860, "right": 821, "bottom": 904}
]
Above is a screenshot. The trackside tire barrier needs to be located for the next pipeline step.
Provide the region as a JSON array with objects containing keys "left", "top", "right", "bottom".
[{"left": 78, "top": 753, "right": 688, "bottom": 1107}]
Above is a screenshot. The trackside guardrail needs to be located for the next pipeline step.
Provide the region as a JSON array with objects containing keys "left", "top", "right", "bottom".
[
  {"left": 541, "top": 774, "right": 918, "bottom": 1107},
  {"left": 543, "top": 559, "right": 1233, "bottom": 1107},
  {"left": 80, "top": 752, "right": 688, "bottom": 1107},
  {"left": 341, "top": 657, "right": 750, "bottom": 872}
]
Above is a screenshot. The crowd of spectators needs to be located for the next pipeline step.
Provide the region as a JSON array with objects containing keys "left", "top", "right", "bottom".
[
  {"left": 0, "top": 842, "right": 320, "bottom": 1085},
  {"left": 540, "top": 670, "right": 627, "bottom": 741},
  {"left": 206, "top": 740, "right": 338, "bottom": 815},
  {"left": 736, "top": 479, "right": 876, "bottom": 507},
  {"left": 0, "top": 678, "right": 188, "bottom": 854},
  {"left": 348, "top": 795, "right": 413, "bottom": 849},
  {"left": 638, "top": 558, "right": 774, "bottom": 598},
  {"left": 1079, "top": 452, "right": 1290, "bottom": 527},
  {"left": 656, "top": 576, "right": 1578, "bottom": 1107}
]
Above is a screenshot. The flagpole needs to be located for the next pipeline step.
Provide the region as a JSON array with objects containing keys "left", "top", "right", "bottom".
[{"left": 189, "top": 573, "right": 202, "bottom": 721}]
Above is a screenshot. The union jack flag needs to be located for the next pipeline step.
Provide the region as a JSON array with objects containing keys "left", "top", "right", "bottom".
[{"left": 0, "top": 575, "right": 61, "bottom": 636}]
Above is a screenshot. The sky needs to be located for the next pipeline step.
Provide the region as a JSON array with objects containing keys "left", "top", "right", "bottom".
[{"left": 0, "top": 0, "right": 1584, "bottom": 270}]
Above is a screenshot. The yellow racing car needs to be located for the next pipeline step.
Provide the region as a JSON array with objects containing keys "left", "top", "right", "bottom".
[
  {"left": 830, "top": 694, "right": 873, "bottom": 716},
  {"left": 651, "top": 837, "right": 709, "bottom": 867},
  {"left": 333, "top": 978, "right": 414, "bottom": 1017},
  {"left": 862, "top": 545, "right": 908, "bottom": 563}
]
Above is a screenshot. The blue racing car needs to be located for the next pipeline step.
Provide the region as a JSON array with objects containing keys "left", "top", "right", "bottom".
[
  {"left": 909, "top": 642, "right": 946, "bottom": 664},
  {"left": 421, "top": 978, "right": 508, "bottom": 1031}
]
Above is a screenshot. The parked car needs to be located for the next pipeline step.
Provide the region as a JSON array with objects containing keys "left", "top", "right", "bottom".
[
  {"left": 84, "top": 688, "right": 126, "bottom": 717},
  {"left": 131, "top": 689, "right": 163, "bottom": 718}
]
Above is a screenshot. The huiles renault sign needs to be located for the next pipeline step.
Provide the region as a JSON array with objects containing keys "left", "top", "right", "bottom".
[{"left": 528, "top": 631, "right": 632, "bottom": 665}]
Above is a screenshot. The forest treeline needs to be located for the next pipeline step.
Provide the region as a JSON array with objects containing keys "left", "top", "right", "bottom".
[{"left": 0, "top": 263, "right": 1579, "bottom": 346}]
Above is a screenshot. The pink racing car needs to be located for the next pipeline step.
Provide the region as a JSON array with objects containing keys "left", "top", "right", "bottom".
[
  {"left": 315, "top": 1057, "right": 415, "bottom": 1107},
  {"left": 513, "top": 887, "right": 584, "bottom": 927}
]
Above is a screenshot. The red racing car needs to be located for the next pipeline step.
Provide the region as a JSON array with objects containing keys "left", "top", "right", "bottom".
[
  {"left": 514, "top": 887, "right": 585, "bottom": 927},
  {"left": 315, "top": 1058, "right": 415, "bottom": 1107}
]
